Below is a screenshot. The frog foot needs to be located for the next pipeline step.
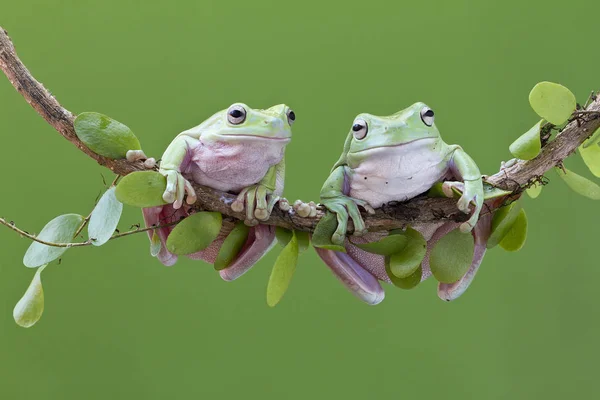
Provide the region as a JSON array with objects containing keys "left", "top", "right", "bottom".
[
  {"left": 278, "top": 198, "right": 291, "bottom": 211},
  {"left": 231, "top": 184, "right": 277, "bottom": 225},
  {"left": 292, "top": 200, "right": 318, "bottom": 218},
  {"left": 160, "top": 167, "right": 197, "bottom": 209},
  {"left": 442, "top": 180, "right": 483, "bottom": 233},
  {"left": 321, "top": 196, "right": 374, "bottom": 245},
  {"left": 126, "top": 150, "right": 156, "bottom": 169}
]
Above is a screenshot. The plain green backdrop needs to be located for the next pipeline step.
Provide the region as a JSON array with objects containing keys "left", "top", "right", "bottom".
[{"left": 1, "top": 1, "right": 599, "bottom": 399}]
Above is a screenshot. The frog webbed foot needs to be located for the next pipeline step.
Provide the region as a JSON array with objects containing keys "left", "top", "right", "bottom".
[
  {"left": 321, "top": 196, "right": 374, "bottom": 245},
  {"left": 159, "top": 168, "right": 197, "bottom": 209},
  {"left": 292, "top": 200, "right": 318, "bottom": 217},
  {"left": 126, "top": 149, "right": 156, "bottom": 169},
  {"left": 442, "top": 180, "right": 483, "bottom": 233},
  {"left": 231, "top": 184, "right": 279, "bottom": 225}
]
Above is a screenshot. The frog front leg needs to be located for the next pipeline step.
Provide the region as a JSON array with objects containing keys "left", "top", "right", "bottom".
[
  {"left": 320, "top": 166, "right": 375, "bottom": 245},
  {"left": 159, "top": 134, "right": 199, "bottom": 208},
  {"left": 448, "top": 146, "right": 484, "bottom": 232},
  {"left": 231, "top": 157, "right": 285, "bottom": 225}
]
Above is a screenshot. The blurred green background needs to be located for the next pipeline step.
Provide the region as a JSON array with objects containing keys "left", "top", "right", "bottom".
[{"left": 1, "top": 1, "right": 599, "bottom": 398}]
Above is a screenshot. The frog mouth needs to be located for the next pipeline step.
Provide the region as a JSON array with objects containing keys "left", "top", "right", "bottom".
[
  {"left": 349, "top": 137, "right": 434, "bottom": 154},
  {"left": 217, "top": 134, "right": 291, "bottom": 142}
]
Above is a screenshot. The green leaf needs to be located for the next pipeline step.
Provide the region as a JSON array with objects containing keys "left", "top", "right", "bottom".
[
  {"left": 74, "top": 112, "right": 141, "bottom": 159},
  {"left": 13, "top": 265, "right": 47, "bottom": 328},
  {"left": 529, "top": 82, "right": 576, "bottom": 125},
  {"left": 556, "top": 167, "right": 600, "bottom": 200},
  {"left": 88, "top": 187, "right": 122, "bottom": 246},
  {"left": 267, "top": 231, "right": 299, "bottom": 307},
  {"left": 526, "top": 183, "right": 543, "bottom": 199},
  {"left": 275, "top": 227, "right": 293, "bottom": 247},
  {"left": 483, "top": 183, "right": 512, "bottom": 200},
  {"left": 385, "top": 260, "right": 422, "bottom": 290},
  {"left": 579, "top": 139, "right": 600, "bottom": 178},
  {"left": 354, "top": 234, "right": 407, "bottom": 256},
  {"left": 582, "top": 127, "right": 600, "bottom": 148},
  {"left": 296, "top": 231, "right": 310, "bottom": 253},
  {"left": 429, "top": 229, "right": 474, "bottom": 283},
  {"left": 115, "top": 171, "right": 168, "bottom": 208},
  {"left": 166, "top": 212, "right": 222, "bottom": 255},
  {"left": 427, "top": 182, "right": 447, "bottom": 198},
  {"left": 214, "top": 222, "right": 250, "bottom": 270},
  {"left": 487, "top": 201, "right": 522, "bottom": 249},
  {"left": 509, "top": 120, "right": 543, "bottom": 160},
  {"left": 499, "top": 209, "right": 528, "bottom": 252},
  {"left": 150, "top": 231, "right": 161, "bottom": 257},
  {"left": 388, "top": 227, "right": 427, "bottom": 278},
  {"left": 311, "top": 212, "right": 346, "bottom": 252},
  {"left": 23, "top": 214, "right": 84, "bottom": 268}
]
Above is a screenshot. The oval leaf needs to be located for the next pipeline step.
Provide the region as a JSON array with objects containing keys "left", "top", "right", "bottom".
[
  {"left": 150, "top": 231, "right": 162, "bottom": 257},
  {"left": 499, "top": 208, "right": 528, "bottom": 252},
  {"left": 556, "top": 167, "right": 600, "bottom": 200},
  {"left": 115, "top": 171, "right": 168, "bottom": 208},
  {"left": 267, "top": 232, "right": 299, "bottom": 307},
  {"left": 74, "top": 112, "right": 141, "bottom": 159},
  {"left": 526, "top": 183, "right": 543, "bottom": 199},
  {"left": 388, "top": 227, "right": 427, "bottom": 278},
  {"left": 275, "top": 227, "right": 293, "bottom": 247},
  {"left": 23, "top": 214, "right": 84, "bottom": 268},
  {"left": 296, "top": 231, "right": 310, "bottom": 253},
  {"left": 14, "top": 265, "right": 47, "bottom": 328},
  {"left": 88, "top": 187, "right": 123, "bottom": 246},
  {"left": 483, "top": 183, "right": 512, "bottom": 201},
  {"left": 429, "top": 229, "right": 474, "bottom": 283},
  {"left": 214, "top": 222, "right": 250, "bottom": 270},
  {"left": 579, "top": 140, "right": 600, "bottom": 178},
  {"left": 311, "top": 212, "right": 346, "bottom": 252},
  {"left": 582, "top": 127, "right": 600, "bottom": 148},
  {"left": 385, "top": 260, "right": 422, "bottom": 290},
  {"left": 487, "top": 202, "right": 522, "bottom": 249},
  {"left": 355, "top": 234, "right": 408, "bottom": 256},
  {"left": 529, "top": 82, "right": 576, "bottom": 125},
  {"left": 166, "top": 212, "right": 222, "bottom": 255},
  {"left": 509, "top": 120, "right": 543, "bottom": 160}
]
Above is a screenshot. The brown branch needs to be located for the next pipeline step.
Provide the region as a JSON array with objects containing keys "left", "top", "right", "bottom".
[{"left": 2, "top": 26, "right": 600, "bottom": 235}]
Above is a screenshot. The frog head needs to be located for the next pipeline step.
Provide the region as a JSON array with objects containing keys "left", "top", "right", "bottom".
[{"left": 200, "top": 103, "right": 294, "bottom": 143}]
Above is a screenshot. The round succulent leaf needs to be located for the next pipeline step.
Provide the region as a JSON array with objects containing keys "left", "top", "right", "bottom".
[
  {"left": 429, "top": 228, "right": 474, "bottom": 283},
  {"left": 74, "top": 112, "right": 141, "bottom": 159},
  {"left": 166, "top": 212, "right": 222, "bottom": 255},
  {"left": 150, "top": 231, "right": 162, "bottom": 257},
  {"left": 528, "top": 82, "right": 576, "bottom": 125},
  {"left": 355, "top": 234, "right": 408, "bottom": 256},
  {"left": 483, "top": 183, "right": 513, "bottom": 200},
  {"left": 487, "top": 201, "right": 522, "bottom": 249},
  {"left": 509, "top": 120, "right": 543, "bottom": 160},
  {"left": 385, "top": 259, "right": 422, "bottom": 289},
  {"left": 582, "top": 127, "right": 600, "bottom": 149},
  {"left": 214, "top": 221, "right": 250, "bottom": 270},
  {"left": 275, "top": 227, "right": 293, "bottom": 247},
  {"left": 295, "top": 231, "right": 310, "bottom": 253},
  {"left": 13, "top": 265, "right": 47, "bottom": 328},
  {"left": 556, "top": 167, "right": 600, "bottom": 200},
  {"left": 266, "top": 232, "right": 299, "bottom": 307},
  {"left": 88, "top": 187, "right": 123, "bottom": 246},
  {"left": 23, "top": 214, "right": 85, "bottom": 268},
  {"left": 115, "top": 171, "right": 168, "bottom": 208},
  {"left": 579, "top": 140, "right": 600, "bottom": 178},
  {"left": 499, "top": 209, "right": 528, "bottom": 252},
  {"left": 311, "top": 212, "right": 346, "bottom": 253},
  {"left": 526, "top": 183, "right": 543, "bottom": 199},
  {"left": 388, "top": 227, "right": 427, "bottom": 278}
]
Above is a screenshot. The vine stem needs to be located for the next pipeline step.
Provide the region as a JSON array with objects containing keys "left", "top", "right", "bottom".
[{"left": 1, "top": 26, "right": 600, "bottom": 236}]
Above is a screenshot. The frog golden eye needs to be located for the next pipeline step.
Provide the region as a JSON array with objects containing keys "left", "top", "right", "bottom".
[
  {"left": 420, "top": 107, "right": 435, "bottom": 127},
  {"left": 227, "top": 105, "right": 247, "bottom": 125},
  {"left": 287, "top": 109, "right": 296, "bottom": 126},
  {"left": 352, "top": 119, "right": 368, "bottom": 140}
]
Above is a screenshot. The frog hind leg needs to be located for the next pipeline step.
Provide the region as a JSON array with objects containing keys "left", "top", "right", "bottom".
[
  {"left": 142, "top": 205, "right": 179, "bottom": 267},
  {"left": 314, "top": 246, "right": 385, "bottom": 305}
]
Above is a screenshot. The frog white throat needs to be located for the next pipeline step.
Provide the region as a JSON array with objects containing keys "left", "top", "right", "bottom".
[{"left": 346, "top": 138, "right": 450, "bottom": 208}]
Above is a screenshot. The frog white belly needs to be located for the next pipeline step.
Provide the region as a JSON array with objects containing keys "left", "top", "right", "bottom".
[
  {"left": 185, "top": 138, "right": 286, "bottom": 193},
  {"left": 347, "top": 140, "right": 450, "bottom": 208}
]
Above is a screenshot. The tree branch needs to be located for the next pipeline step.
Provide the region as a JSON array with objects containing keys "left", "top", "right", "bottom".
[{"left": 2, "top": 26, "right": 599, "bottom": 235}]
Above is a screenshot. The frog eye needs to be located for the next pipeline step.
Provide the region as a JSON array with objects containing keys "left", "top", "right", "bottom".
[
  {"left": 420, "top": 107, "right": 435, "bottom": 127},
  {"left": 227, "top": 105, "right": 247, "bottom": 125},
  {"left": 351, "top": 119, "right": 368, "bottom": 140},
  {"left": 286, "top": 109, "right": 296, "bottom": 126}
]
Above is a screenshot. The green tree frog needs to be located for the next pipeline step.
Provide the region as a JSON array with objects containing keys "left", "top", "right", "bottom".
[
  {"left": 315, "top": 102, "right": 489, "bottom": 304},
  {"left": 143, "top": 103, "right": 296, "bottom": 281}
]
